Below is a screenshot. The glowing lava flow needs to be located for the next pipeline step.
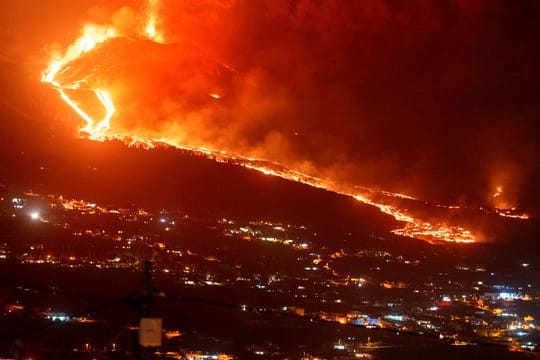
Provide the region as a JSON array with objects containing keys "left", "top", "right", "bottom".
[
  {"left": 41, "top": 4, "right": 164, "bottom": 140},
  {"left": 56, "top": 88, "right": 115, "bottom": 137},
  {"left": 144, "top": 0, "right": 164, "bottom": 43},
  {"left": 41, "top": 1, "right": 485, "bottom": 244},
  {"left": 42, "top": 24, "right": 118, "bottom": 140},
  {"left": 490, "top": 185, "right": 529, "bottom": 220}
]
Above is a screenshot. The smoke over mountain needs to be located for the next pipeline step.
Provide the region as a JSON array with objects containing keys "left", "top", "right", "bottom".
[{"left": 2, "top": 0, "right": 540, "bottom": 212}]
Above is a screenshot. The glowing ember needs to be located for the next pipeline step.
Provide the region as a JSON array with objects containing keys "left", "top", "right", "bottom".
[
  {"left": 493, "top": 185, "right": 503, "bottom": 198},
  {"left": 40, "top": 1, "right": 528, "bottom": 244}
]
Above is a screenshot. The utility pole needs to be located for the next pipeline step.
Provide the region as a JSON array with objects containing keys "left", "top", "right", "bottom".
[
  {"left": 13, "top": 338, "right": 21, "bottom": 360},
  {"left": 142, "top": 260, "right": 153, "bottom": 318},
  {"left": 141, "top": 260, "right": 153, "bottom": 360},
  {"left": 132, "top": 260, "right": 153, "bottom": 360}
]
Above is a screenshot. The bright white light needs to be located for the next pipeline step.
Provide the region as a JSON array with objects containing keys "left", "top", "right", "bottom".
[
  {"left": 385, "top": 314, "right": 405, "bottom": 321},
  {"left": 498, "top": 292, "right": 521, "bottom": 300},
  {"left": 12, "top": 198, "right": 24, "bottom": 209},
  {"left": 48, "top": 313, "right": 69, "bottom": 321},
  {"left": 30, "top": 211, "right": 40, "bottom": 220}
]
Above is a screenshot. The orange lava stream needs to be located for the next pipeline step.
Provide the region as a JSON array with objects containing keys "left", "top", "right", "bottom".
[
  {"left": 42, "top": 1, "right": 535, "bottom": 244},
  {"left": 490, "top": 186, "right": 529, "bottom": 220},
  {"left": 42, "top": 24, "right": 118, "bottom": 139},
  {"left": 495, "top": 210, "right": 529, "bottom": 220}
]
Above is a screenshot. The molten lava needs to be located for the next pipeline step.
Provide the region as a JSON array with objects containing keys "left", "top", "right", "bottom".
[
  {"left": 144, "top": 0, "right": 164, "bottom": 43},
  {"left": 493, "top": 186, "right": 503, "bottom": 199},
  {"left": 42, "top": 24, "right": 118, "bottom": 140},
  {"left": 490, "top": 185, "right": 529, "bottom": 220},
  {"left": 41, "top": 0, "right": 529, "bottom": 244}
]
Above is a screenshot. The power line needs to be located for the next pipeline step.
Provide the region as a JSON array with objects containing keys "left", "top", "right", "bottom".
[
  {"left": 0, "top": 277, "right": 531, "bottom": 352},
  {"left": 156, "top": 292, "right": 519, "bottom": 351},
  {"left": 0, "top": 297, "right": 123, "bottom": 341},
  {"left": 0, "top": 275, "right": 115, "bottom": 302}
]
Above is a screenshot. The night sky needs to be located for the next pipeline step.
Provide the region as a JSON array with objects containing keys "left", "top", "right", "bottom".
[{"left": 1, "top": 0, "right": 540, "bottom": 212}]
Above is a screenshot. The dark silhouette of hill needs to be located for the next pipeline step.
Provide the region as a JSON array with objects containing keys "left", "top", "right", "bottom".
[{"left": 0, "top": 135, "right": 397, "bottom": 234}]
